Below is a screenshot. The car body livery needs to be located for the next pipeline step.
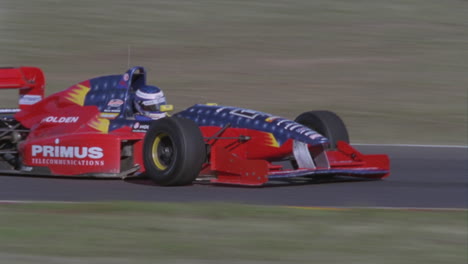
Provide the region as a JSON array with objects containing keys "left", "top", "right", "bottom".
[{"left": 0, "top": 66, "right": 389, "bottom": 186}]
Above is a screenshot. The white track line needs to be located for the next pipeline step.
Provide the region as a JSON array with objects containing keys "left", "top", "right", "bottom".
[{"left": 353, "top": 143, "right": 468, "bottom": 148}]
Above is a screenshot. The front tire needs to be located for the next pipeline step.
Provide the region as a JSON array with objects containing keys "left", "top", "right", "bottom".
[
  {"left": 295, "top": 111, "right": 349, "bottom": 149},
  {"left": 143, "top": 117, "right": 206, "bottom": 186}
]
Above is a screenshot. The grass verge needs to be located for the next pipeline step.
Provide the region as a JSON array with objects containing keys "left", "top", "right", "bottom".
[{"left": 0, "top": 202, "right": 466, "bottom": 264}]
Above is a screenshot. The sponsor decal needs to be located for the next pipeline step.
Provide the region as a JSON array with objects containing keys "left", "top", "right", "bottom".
[
  {"left": 142, "top": 98, "right": 165, "bottom": 105},
  {"left": 309, "top": 134, "right": 322, "bottom": 140},
  {"left": 103, "top": 109, "right": 121, "bottom": 113},
  {"left": 284, "top": 122, "right": 295, "bottom": 130},
  {"left": 288, "top": 124, "right": 302, "bottom": 131},
  {"left": 296, "top": 127, "right": 308, "bottom": 134},
  {"left": 31, "top": 158, "right": 104, "bottom": 166},
  {"left": 277, "top": 119, "right": 289, "bottom": 126},
  {"left": 19, "top": 95, "right": 42, "bottom": 105},
  {"left": 107, "top": 99, "right": 124, "bottom": 108},
  {"left": 32, "top": 139, "right": 103, "bottom": 159},
  {"left": 30, "top": 139, "right": 104, "bottom": 166},
  {"left": 230, "top": 109, "right": 260, "bottom": 119},
  {"left": 41, "top": 116, "right": 79, "bottom": 124},
  {"left": 132, "top": 122, "right": 150, "bottom": 132},
  {"left": 0, "top": 108, "right": 21, "bottom": 114},
  {"left": 123, "top": 73, "right": 129, "bottom": 81},
  {"left": 99, "top": 112, "right": 119, "bottom": 118}
]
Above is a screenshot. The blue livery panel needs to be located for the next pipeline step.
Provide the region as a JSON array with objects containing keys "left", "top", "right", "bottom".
[{"left": 176, "top": 104, "right": 329, "bottom": 147}]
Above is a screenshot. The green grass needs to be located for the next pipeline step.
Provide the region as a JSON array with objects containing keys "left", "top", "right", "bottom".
[
  {"left": 0, "top": 202, "right": 466, "bottom": 264},
  {"left": 1, "top": 0, "right": 467, "bottom": 144}
]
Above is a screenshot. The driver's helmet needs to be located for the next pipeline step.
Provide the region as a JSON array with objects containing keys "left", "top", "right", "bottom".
[{"left": 134, "top": 85, "right": 167, "bottom": 119}]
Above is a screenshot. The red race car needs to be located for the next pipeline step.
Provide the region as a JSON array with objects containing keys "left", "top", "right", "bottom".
[{"left": 0, "top": 66, "right": 389, "bottom": 186}]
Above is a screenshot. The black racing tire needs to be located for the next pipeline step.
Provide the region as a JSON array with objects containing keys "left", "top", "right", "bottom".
[
  {"left": 294, "top": 111, "right": 349, "bottom": 149},
  {"left": 143, "top": 117, "right": 206, "bottom": 186}
]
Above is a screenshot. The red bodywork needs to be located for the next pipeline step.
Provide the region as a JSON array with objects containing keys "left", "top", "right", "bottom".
[
  {"left": 8, "top": 76, "right": 146, "bottom": 177},
  {"left": 0, "top": 67, "right": 45, "bottom": 111},
  {"left": 1, "top": 67, "right": 390, "bottom": 186},
  {"left": 15, "top": 100, "right": 144, "bottom": 177},
  {"left": 199, "top": 127, "right": 389, "bottom": 186}
]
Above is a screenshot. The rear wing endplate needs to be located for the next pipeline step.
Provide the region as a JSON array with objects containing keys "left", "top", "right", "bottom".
[{"left": 0, "top": 67, "right": 45, "bottom": 111}]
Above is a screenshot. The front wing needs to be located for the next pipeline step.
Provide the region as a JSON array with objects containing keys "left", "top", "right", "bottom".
[{"left": 209, "top": 141, "right": 390, "bottom": 186}]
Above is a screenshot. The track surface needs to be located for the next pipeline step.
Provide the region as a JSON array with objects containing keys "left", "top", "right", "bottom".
[{"left": 0, "top": 145, "right": 466, "bottom": 208}]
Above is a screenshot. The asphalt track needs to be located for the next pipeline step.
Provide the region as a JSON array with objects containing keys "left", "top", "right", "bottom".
[{"left": 0, "top": 145, "right": 466, "bottom": 208}]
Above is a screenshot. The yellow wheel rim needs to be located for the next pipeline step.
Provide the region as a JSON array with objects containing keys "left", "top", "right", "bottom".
[{"left": 152, "top": 133, "right": 169, "bottom": 170}]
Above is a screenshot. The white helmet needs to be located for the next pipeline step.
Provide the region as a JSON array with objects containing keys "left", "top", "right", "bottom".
[{"left": 134, "top": 85, "right": 167, "bottom": 119}]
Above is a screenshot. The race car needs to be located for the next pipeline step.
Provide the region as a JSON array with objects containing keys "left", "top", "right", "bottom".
[{"left": 0, "top": 66, "right": 389, "bottom": 186}]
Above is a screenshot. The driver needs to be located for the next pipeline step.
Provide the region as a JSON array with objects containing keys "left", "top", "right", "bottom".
[{"left": 134, "top": 85, "right": 168, "bottom": 120}]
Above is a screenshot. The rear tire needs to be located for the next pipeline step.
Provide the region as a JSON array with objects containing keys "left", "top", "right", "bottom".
[
  {"left": 143, "top": 117, "right": 206, "bottom": 186},
  {"left": 295, "top": 111, "right": 349, "bottom": 149}
]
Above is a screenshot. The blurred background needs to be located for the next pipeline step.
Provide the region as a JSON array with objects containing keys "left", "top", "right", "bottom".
[
  {"left": 1, "top": 0, "right": 467, "bottom": 145},
  {"left": 1, "top": 2, "right": 467, "bottom": 263}
]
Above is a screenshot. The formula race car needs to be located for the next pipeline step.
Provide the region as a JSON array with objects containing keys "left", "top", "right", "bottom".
[{"left": 0, "top": 66, "right": 389, "bottom": 186}]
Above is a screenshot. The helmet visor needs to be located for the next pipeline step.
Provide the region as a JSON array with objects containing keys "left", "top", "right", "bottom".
[{"left": 139, "top": 99, "right": 165, "bottom": 112}]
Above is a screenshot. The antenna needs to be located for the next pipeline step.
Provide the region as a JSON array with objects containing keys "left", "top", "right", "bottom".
[{"left": 127, "top": 45, "right": 131, "bottom": 68}]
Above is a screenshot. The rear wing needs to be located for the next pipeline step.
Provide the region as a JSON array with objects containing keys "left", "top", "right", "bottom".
[{"left": 0, "top": 67, "right": 45, "bottom": 113}]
